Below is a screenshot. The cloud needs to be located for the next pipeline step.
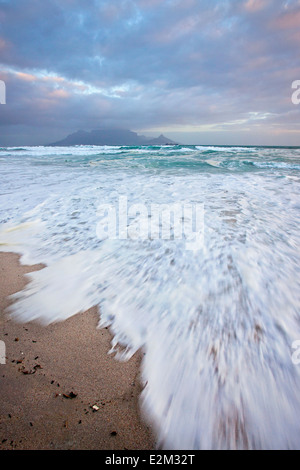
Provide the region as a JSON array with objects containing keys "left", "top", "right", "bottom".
[
  {"left": 273, "top": 8, "right": 300, "bottom": 30},
  {"left": 243, "top": 0, "right": 271, "bottom": 13},
  {"left": 0, "top": 0, "right": 299, "bottom": 145}
]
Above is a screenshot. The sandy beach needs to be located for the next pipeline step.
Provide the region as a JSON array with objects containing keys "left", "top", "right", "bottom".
[{"left": 0, "top": 252, "right": 155, "bottom": 450}]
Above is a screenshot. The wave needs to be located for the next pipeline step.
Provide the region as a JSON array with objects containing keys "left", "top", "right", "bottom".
[
  {"left": 0, "top": 147, "right": 29, "bottom": 152},
  {"left": 1, "top": 144, "right": 300, "bottom": 450},
  {"left": 196, "top": 145, "right": 259, "bottom": 153}
]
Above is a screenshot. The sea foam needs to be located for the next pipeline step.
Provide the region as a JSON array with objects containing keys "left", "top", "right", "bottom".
[{"left": 1, "top": 144, "right": 300, "bottom": 449}]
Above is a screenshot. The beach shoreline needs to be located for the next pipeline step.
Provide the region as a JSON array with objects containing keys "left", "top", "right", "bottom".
[{"left": 0, "top": 252, "right": 155, "bottom": 450}]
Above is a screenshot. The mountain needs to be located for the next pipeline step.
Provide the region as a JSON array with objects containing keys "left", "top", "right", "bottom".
[
  {"left": 144, "top": 134, "right": 177, "bottom": 145},
  {"left": 47, "top": 129, "right": 177, "bottom": 146}
]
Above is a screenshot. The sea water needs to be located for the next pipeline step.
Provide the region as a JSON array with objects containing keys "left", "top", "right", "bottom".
[{"left": 1, "top": 144, "right": 300, "bottom": 449}]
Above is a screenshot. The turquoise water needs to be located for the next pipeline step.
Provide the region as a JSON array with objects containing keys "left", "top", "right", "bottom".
[{"left": 1, "top": 144, "right": 300, "bottom": 449}]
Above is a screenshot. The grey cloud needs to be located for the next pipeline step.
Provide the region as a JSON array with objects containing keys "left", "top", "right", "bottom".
[{"left": 0, "top": 0, "right": 299, "bottom": 145}]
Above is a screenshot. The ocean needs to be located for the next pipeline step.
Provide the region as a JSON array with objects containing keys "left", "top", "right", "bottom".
[{"left": 1, "top": 144, "right": 300, "bottom": 449}]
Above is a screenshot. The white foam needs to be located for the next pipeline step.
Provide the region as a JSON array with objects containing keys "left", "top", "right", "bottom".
[
  {"left": 196, "top": 145, "right": 258, "bottom": 152},
  {"left": 1, "top": 145, "right": 300, "bottom": 449}
]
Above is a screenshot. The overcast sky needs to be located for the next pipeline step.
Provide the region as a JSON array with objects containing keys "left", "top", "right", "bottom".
[{"left": 0, "top": 0, "right": 300, "bottom": 146}]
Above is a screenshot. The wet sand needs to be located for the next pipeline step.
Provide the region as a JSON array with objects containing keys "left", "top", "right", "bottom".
[{"left": 0, "top": 252, "right": 155, "bottom": 450}]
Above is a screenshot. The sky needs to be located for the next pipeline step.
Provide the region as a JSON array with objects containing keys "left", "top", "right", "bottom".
[{"left": 0, "top": 0, "right": 300, "bottom": 146}]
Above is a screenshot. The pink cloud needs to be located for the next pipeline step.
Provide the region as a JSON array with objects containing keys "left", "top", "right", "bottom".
[
  {"left": 0, "top": 37, "right": 12, "bottom": 54},
  {"left": 244, "top": 0, "right": 270, "bottom": 13},
  {"left": 16, "top": 72, "right": 36, "bottom": 82},
  {"left": 138, "top": 0, "right": 165, "bottom": 8},
  {"left": 152, "top": 15, "right": 201, "bottom": 44},
  {"left": 0, "top": 38, "right": 7, "bottom": 51},
  {"left": 48, "top": 89, "right": 70, "bottom": 99},
  {"left": 274, "top": 9, "right": 300, "bottom": 29}
]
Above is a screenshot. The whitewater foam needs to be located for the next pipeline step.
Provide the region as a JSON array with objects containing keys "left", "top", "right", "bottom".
[{"left": 1, "top": 144, "right": 300, "bottom": 449}]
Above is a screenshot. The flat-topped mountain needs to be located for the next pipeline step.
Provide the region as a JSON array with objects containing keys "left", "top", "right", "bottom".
[{"left": 47, "top": 129, "right": 177, "bottom": 146}]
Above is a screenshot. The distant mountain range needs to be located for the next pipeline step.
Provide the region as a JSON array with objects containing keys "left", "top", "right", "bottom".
[{"left": 47, "top": 129, "right": 177, "bottom": 146}]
